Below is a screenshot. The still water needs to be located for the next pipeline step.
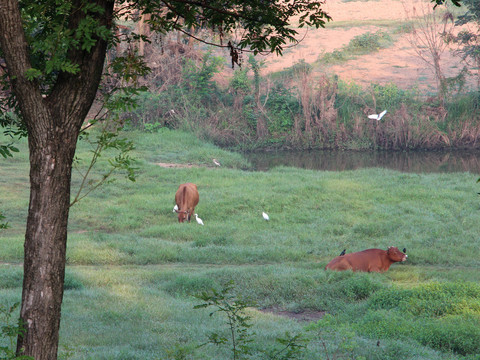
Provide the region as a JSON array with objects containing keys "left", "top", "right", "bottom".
[{"left": 245, "top": 150, "right": 480, "bottom": 174}]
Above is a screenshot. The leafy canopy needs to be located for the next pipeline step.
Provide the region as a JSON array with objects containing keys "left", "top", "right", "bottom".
[{"left": 129, "top": 0, "right": 332, "bottom": 55}]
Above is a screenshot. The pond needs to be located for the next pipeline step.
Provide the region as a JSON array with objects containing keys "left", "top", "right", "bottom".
[{"left": 244, "top": 150, "right": 480, "bottom": 174}]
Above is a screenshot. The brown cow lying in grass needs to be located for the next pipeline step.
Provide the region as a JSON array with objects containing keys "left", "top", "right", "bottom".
[
  {"left": 325, "top": 246, "right": 408, "bottom": 272},
  {"left": 174, "top": 183, "right": 199, "bottom": 223}
]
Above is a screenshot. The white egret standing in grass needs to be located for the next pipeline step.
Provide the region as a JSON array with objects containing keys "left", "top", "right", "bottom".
[
  {"left": 213, "top": 158, "right": 221, "bottom": 166},
  {"left": 173, "top": 204, "right": 178, "bottom": 213},
  {"left": 195, "top": 213, "right": 204, "bottom": 225},
  {"left": 368, "top": 109, "right": 387, "bottom": 121},
  {"left": 262, "top": 212, "right": 270, "bottom": 221}
]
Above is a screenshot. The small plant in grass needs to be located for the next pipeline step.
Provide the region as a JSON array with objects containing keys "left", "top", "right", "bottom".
[
  {"left": 265, "top": 332, "right": 308, "bottom": 360},
  {"left": 165, "top": 343, "right": 199, "bottom": 360},
  {"left": 143, "top": 122, "right": 164, "bottom": 133},
  {"left": 194, "top": 282, "right": 255, "bottom": 360},
  {"left": 0, "top": 211, "right": 8, "bottom": 229},
  {"left": 0, "top": 303, "right": 32, "bottom": 360},
  {"left": 194, "top": 282, "right": 308, "bottom": 360}
]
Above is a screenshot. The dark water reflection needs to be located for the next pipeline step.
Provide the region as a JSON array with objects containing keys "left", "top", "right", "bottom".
[{"left": 245, "top": 150, "right": 480, "bottom": 174}]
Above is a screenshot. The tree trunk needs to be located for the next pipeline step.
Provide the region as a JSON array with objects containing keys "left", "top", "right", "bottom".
[
  {"left": 16, "top": 121, "right": 78, "bottom": 359},
  {"left": 0, "top": 1, "right": 114, "bottom": 359}
]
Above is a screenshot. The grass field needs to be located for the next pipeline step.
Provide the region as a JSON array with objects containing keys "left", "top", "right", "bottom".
[{"left": 1, "top": 129, "right": 480, "bottom": 359}]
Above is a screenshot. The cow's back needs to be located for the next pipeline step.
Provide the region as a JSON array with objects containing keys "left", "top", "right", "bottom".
[
  {"left": 325, "top": 249, "right": 388, "bottom": 272},
  {"left": 175, "top": 183, "right": 199, "bottom": 222},
  {"left": 175, "top": 183, "right": 199, "bottom": 208}
]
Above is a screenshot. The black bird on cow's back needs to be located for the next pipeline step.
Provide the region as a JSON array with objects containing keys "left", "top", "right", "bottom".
[
  {"left": 403, "top": 248, "right": 407, "bottom": 254},
  {"left": 339, "top": 249, "right": 346, "bottom": 256}
]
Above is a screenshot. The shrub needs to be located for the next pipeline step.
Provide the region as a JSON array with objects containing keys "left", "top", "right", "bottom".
[
  {"left": 319, "top": 31, "right": 392, "bottom": 64},
  {"left": 270, "top": 59, "right": 313, "bottom": 80},
  {"left": 123, "top": 91, "right": 178, "bottom": 130},
  {"left": 0, "top": 211, "right": 8, "bottom": 229},
  {"left": 264, "top": 83, "right": 300, "bottom": 134},
  {"left": 230, "top": 68, "right": 250, "bottom": 94},
  {"left": 348, "top": 31, "right": 392, "bottom": 54},
  {"left": 320, "top": 49, "right": 350, "bottom": 64},
  {"left": 371, "top": 83, "right": 419, "bottom": 111},
  {"left": 356, "top": 282, "right": 480, "bottom": 355},
  {"left": 418, "top": 315, "right": 480, "bottom": 355},
  {"left": 181, "top": 52, "right": 224, "bottom": 106},
  {"left": 369, "top": 282, "right": 480, "bottom": 317},
  {"left": 340, "top": 274, "right": 383, "bottom": 301},
  {"left": 355, "top": 309, "right": 411, "bottom": 339}
]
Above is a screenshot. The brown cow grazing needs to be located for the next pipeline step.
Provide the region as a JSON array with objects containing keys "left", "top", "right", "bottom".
[
  {"left": 325, "top": 246, "right": 408, "bottom": 272},
  {"left": 174, "top": 183, "right": 199, "bottom": 223}
]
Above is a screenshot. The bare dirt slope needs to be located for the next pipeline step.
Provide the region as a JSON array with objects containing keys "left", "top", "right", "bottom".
[{"left": 259, "top": 0, "right": 474, "bottom": 93}]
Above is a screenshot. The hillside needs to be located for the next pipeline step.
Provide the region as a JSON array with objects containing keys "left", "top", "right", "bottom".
[{"left": 254, "top": 0, "right": 474, "bottom": 94}]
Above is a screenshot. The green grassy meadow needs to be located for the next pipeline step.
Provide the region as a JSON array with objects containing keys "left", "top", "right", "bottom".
[{"left": 1, "top": 130, "right": 480, "bottom": 359}]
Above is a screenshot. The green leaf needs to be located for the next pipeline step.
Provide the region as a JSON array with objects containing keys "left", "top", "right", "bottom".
[{"left": 24, "top": 68, "right": 43, "bottom": 81}]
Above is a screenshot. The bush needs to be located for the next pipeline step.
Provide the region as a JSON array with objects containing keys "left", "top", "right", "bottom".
[
  {"left": 369, "top": 282, "right": 480, "bottom": 317},
  {"left": 123, "top": 91, "right": 178, "bottom": 130},
  {"left": 356, "top": 309, "right": 411, "bottom": 339},
  {"left": 181, "top": 52, "right": 224, "bottom": 106},
  {"left": 319, "top": 31, "right": 392, "bottom": 64},
  {"left": 230, "top": 68, "right": 250, "bottom": 94},
  {"left": 371, "top": 83, "right": 419, "bottom": 112},
  {"left": 320, "top": 49, "right": 350, "bottom": 64},
  {"left": 264, "top": 83, "right": 299, "bottom": 134},
  {"left": 340, "top": 274, "right": 382, "bottom": 301},
  {"left": 353, "top": 282, "right": 480, "bottom": 355},
  {"left": 349, "top": 31, "right": 392, "bottom": 54},
  {"left": 418, "top": 315, "right": 480, "bottom": 355},
  {"left": 270, "top": 59, "right": 313, "bottom": 80}
]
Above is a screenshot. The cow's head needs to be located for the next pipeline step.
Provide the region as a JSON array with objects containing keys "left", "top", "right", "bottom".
[
  {"left": 387, "top": 246, "right": 408, "bottom": 262},
  {"left": 176, "top": 209, "right": 190, "bottom": 223}
]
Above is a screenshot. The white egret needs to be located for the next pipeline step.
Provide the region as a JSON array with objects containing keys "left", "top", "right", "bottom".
[
  {"left": 173, "top": 204, "right": 178, "bottom": 213},
  {"left": 368, "top": 109, "right": 387, "bottom": 121},
  {"left": 262, "top": 212, "right": 269, "bottom": 221},
  {"left": 195, "top": 213, "right": 204, "bottom": 225},
  {"left": 213, "top": 158, "right": 221, "bottom": 166}
]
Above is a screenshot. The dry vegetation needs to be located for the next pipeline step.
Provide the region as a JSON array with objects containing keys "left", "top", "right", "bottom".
[{"left": 103, "top": 0, "right": 480, "bottom": 151}]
